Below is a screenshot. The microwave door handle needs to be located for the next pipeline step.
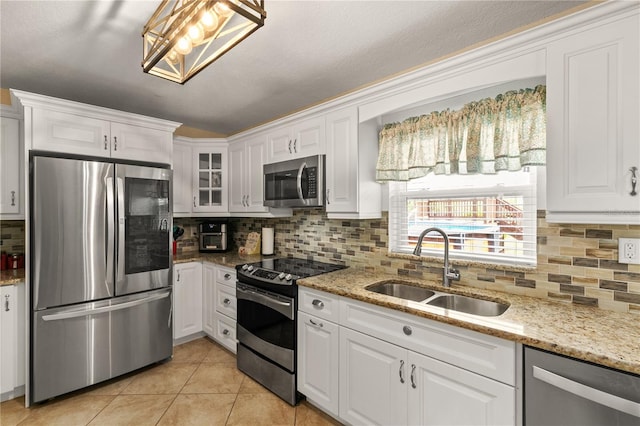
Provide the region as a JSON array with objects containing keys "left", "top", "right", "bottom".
[{"left": 296, "top": 162, "right": 308, "bottom": 205}]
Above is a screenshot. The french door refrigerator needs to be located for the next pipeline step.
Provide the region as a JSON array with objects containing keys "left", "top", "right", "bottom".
[{"left": 29, "top": 154, "right": 173, "bottom": 404}]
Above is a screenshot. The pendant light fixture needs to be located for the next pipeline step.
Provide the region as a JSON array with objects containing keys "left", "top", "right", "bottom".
[{"left": 142, "top": 0, "right": 266, "bottom": 84}]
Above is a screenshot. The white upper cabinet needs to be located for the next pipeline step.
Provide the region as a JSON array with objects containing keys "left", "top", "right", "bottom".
[
  {"left": 229, "top": 136, "right": 270, "bottom": 213},
  {"left": 172, "top": 139, "right": 193, "bottom": 214},
  {"left": 266, "top": 116, "right": 325, "bottom": 163},
  {"left": 325, "top": 107, "right": 381, "bottom": 219},
  {"left": 13, "top": 91, "right": 180, "bottom": 165},
  {"left": 546, "top": 12, "right": 640, "bottom": 224},
  {"left": 0, "top": 117, "right": 23, "bottom": 217},
  {"left": 192, "top": 143, "right": 228, "bottom": 214}
]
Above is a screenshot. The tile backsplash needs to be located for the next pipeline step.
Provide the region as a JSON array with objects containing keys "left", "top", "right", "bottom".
[
  {"left": 230, "top": 209, "right": 640, "bottom": 314},
  {"left": 0, "top": 220, "right": 25, "bottom": 255}
]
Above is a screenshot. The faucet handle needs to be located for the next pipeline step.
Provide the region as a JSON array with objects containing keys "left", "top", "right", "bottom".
[{"left": 446, "top": 268, "right": 461, "bottom": 281}]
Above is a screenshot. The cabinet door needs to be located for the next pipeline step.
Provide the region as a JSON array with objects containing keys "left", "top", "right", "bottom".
[
  {"left": 298, "top": 311, "right": 340, "bottom": 417},
  {"left": 110, "top": 122, "right": 172, "bottom": 164},
  {"left": 32, "top": 109, "right": 111, "bottom": 157},
  {"left": 292, "top": 116, "right": 325, "bottom": 158},
  {"left": 245, "top": 136, "right": 269, "bottom": 212},
  {"left": 0, "top": 117, "right": 22, "bottom": 215},
  {"left": 173, "top": 262, "right": 203, "bottom": 339},
  {"left": 0, "top": 285, "right": 17, "bottom": 395},
  {"left": 546, "top": 15, "right": 640, "bottom": 219},
  {"left": 266, "top": 126, "right": 293, "bottom": 163},
  {"left": 325, "top": 107, "right": 358, "bottom": 213},
  {"left": 339, "top": 327, "right": 407, "bottom": 426},
  {"left": 202, "top": 263, "right": 216, "bottom": 337},
  {"left": 192, "top": 147, "right": 228, "bottom": 213},
  {"left": 172, "top": 141, "right": 193, "bottom": 214},
  {"left": 408, "top": 351, "right": 514, "bottom": 426},
  {"left": 228, "top": 141, "right": 246, "bottom": 212}
]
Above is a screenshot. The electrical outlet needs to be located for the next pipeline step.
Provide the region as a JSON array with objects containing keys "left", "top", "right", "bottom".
[{"left": 619, "top": 238, "right": 640, "bottom": 264}]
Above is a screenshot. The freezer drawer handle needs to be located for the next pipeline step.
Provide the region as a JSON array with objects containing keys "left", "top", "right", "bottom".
[
  {"left": 532, "top": 366, "right": 640, "bottom": 418},
  {"left": 41, "top": 291, "right": 171, "bottom": 321}
]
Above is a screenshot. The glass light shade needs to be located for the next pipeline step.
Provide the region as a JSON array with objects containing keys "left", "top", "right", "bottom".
[
  {"left": 213, "top": 1, "right": 232, "bottom": 17},
  {"left": 200, "top": 9, "right": 219, "bottom": 31},
  {"left": 187, "top": 23, "right": 204, "bottom": 44},
  {"left": 165, "top": 50, "right": 180, "bottom": 65},
  {"left": 175, "top": 36, "right": 193, "bottom": 55}
]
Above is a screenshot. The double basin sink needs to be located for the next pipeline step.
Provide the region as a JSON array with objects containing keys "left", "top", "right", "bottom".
[{"left": 365, "top": 281, "right": 509, "bottom": 317}]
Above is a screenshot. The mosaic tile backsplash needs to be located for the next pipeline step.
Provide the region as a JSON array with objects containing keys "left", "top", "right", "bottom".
[
  {"left": 229, "top": 209, "right": 640, "bottom": 314},
  {"left": 0, "top": 220, "right": 25, "bottom": 255}
]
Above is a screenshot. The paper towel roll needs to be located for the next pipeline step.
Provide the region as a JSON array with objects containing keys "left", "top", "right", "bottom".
[{"left": 262, "top": 227, "right": 274, "bottom": 255}]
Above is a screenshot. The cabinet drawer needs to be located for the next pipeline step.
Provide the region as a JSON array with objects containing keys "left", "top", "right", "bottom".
[
  {"left": 216, "top": 267, "right": 236, "bottom": 286},
  {"left": 214, "top": 312, "right": 237, "bottom": 354},
  {"left": 340, "top": 299, "right": 515, "bottom": 385},
  {"left": 215, "top": 282, "right": 237, "bottom": 320},
  {"left": 299, "top": 287, "right": 340, "bottom": 323}
]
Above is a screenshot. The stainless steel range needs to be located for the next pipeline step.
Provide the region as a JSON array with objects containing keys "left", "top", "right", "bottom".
[{"left": 236, "top": 257, "right": 346, "bottom": 405}]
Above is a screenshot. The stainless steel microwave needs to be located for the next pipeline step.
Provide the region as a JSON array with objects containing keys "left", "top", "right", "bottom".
[{"left": 263, "top": 155, "right": 324, "bottom": 208}]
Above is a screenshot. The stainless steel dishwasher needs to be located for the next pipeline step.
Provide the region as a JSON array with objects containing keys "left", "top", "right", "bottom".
[{"left": 524, "top": 346, "right": 640, "bottom": 425}]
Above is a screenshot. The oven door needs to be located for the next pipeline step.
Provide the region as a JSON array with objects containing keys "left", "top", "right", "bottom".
[{"left": 236, "top": 282, "right": 295, "bottom": 371}]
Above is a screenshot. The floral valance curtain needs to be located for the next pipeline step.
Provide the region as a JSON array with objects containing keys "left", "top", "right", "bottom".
[{"left": 376, "top": 85, "right": 546, "bottom": 181}]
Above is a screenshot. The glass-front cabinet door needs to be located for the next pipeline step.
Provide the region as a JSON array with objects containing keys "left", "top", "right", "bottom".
[{"left": 192, "top": 144, "right": 228, "bottom": 213}]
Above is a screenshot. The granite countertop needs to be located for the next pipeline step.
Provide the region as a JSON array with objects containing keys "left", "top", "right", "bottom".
[
  {"left": 173, "top": 252, "right": 264, "bottom": 268},
  {"left": 0, "top": 268, "right": 25, "bottom": 286},
  {"left": 298, "top": 268, "right": 640, "bottom": 376}
]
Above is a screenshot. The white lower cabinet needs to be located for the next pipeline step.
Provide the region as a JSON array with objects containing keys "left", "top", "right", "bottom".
[
  {"left": 173, "top": 262, "right": 203, "bottom": 340},
  {"left": 1, "top": 282, "right": 25, "bottom": 402},
  {"left": 202, "top": 263, "right": 237, "bottom": 353},
  {"left": 297, "top": 287, "right": 516, "bottom": 426}
]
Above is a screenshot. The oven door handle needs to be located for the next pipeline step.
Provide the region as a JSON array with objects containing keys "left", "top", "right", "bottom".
[
  {"left": 296, "top": 162, "right": 308, "bottom": 205},
  {"left": 237, "top": 285, "right": 294, "bottom": 320}
]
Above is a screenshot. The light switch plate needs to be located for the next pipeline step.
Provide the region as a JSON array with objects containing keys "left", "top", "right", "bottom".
[{"left": 619, "top": 238, "right": 640, "bottom": 264}]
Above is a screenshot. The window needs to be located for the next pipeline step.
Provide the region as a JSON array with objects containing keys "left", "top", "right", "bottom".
[{"left": 389, "top": 168, "right": 537, "bottom": 267}]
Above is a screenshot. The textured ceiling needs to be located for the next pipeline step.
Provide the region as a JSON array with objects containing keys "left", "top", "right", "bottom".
[{"left": 0, "top": 1, "right": 589, "bottom": 135}]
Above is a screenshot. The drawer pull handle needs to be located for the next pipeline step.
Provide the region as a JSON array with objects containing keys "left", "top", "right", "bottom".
[
  {"left": 311, "top": 299, "right": 324, "bottom": 309},
  {"left": 222, "top": 329, "right": 230, "bottom": 336},
  {"left": 410, "top": 364, "right": 417, "bottom": 389},
  {"left": 10, "top": 190, "right": 15, "bottom": 206},
  {"left": 223, "top": 298, "right": 231, "bottom": 305},
  {"left": 113, "top": 136, "right": 118, "bottom": 151},
  {"left": 4, "top": 294, "right": 9, "bottom": 312},
  {"left": 399, "top": 360, "right": 405, "bottom": 384},
  {"left": 403, "top": 325, "right": 412, "bottom": 336},
  {"left": 104, "top": 135, "right": 108, "bottom": 150},
  {"left": 630, "top": 166, "right": 638, "bottom": 196},
  {"left": 309, "top": 318, "right": 323, "bottom": 328}
]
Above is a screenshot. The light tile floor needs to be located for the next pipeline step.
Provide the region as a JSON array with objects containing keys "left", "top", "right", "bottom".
[{"left": 1, "top": 337, "right": 342, "bottom": 426}]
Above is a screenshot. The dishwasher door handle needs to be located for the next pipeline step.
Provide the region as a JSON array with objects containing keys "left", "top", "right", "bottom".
[{"left": 532, "top": 366, "right": 640, "bottom": 418}]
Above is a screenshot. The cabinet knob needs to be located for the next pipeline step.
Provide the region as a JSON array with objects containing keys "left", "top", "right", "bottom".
[
  {"left": 223, "top": 298, "right": 231, "bottom": 305},
  {"left": 403, "top": 325, "right": 412, "bottom": 336},
  {"left": 10, "top": 190, "right": 15, "bottom": 206},
  {"left": 4, "top": 294, "right": 9, "bottom": 312},
  {"left": 113, "top": 136, "right": 118, "bottom": 151},
  {"left": 311, "top": 299, "right": 324, "bottom": 309},
  {"left": 222, "top": 329, "right": 230, "bottom": 336},
  {"left": 630, "top": 166, "right": 638, "bottom": 196}
]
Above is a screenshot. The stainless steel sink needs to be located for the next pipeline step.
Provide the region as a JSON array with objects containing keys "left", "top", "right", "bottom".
[
  {"left": 426, "top": 294, "right": 509, "bottom": 317},
  {"left": 365, "top": 282, "right": 436, "bottom": 302}
]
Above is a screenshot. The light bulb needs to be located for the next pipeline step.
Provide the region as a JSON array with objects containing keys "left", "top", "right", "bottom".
[
  {"left": 187, "top": 23, "right": 204, "bottom": 44},
  {"left": 213, "top": 1, "right": 232, "bottom": 17},
  {"left": 174, "top": 36, "right": 193, "bottom": 55},
  {"left": 200, "top": 9, "right": 219, "bottom": 31},
  {"left": 165, "top": 50, "right": 180, "bottom": 65}
]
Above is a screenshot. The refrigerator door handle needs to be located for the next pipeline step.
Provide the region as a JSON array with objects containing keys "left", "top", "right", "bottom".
[
  {"left": 41, "top": 291, "right": 171, "bottom": 322},
  {"left": 106, "top": 176, "right": 115, "bottom": 289},
  {"left": 116, "top": 176, "right": 125, "bottom": 285}
]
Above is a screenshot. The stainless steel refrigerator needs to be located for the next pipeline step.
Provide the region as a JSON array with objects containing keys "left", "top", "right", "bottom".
[{"left": 29, "top": 154, "right": 173, "bottom": 404}]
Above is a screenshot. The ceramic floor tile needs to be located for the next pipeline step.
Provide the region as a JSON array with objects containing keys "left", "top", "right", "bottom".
[
  {"left": 88, "top": 394, "right": 175, "bottom": 426},
  {"left": 84, "top": 374, "right": 135, "bottom": 396},
  {"left": 226, "top": 393, "right": 296, "bottom": 426},
  {"left": 121, "top": 362, "right": 198, "bottom": 395},
  {"left": 203, "top": 342, "right": 236, "bottom": 364},
  {"left": 157, "top": 393, "right": 237, "bottom": 426},
  {"left": 18, "top": 395, "right": 115, "bottom": 426},
  {"left": 172, "top": 337, "right": 218, "bottom": 363},
  {"left": 0, "top": 396, "right": 30, "bottom": 426},
  {"left": 238, "top": 375, "right": 270, "bottom": 394},
  {"left": 295, "top": 401, "right": 343, "bottom": 426},
  {"left": 181, "top": 362, "right": 245, "bottom": 394}
]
